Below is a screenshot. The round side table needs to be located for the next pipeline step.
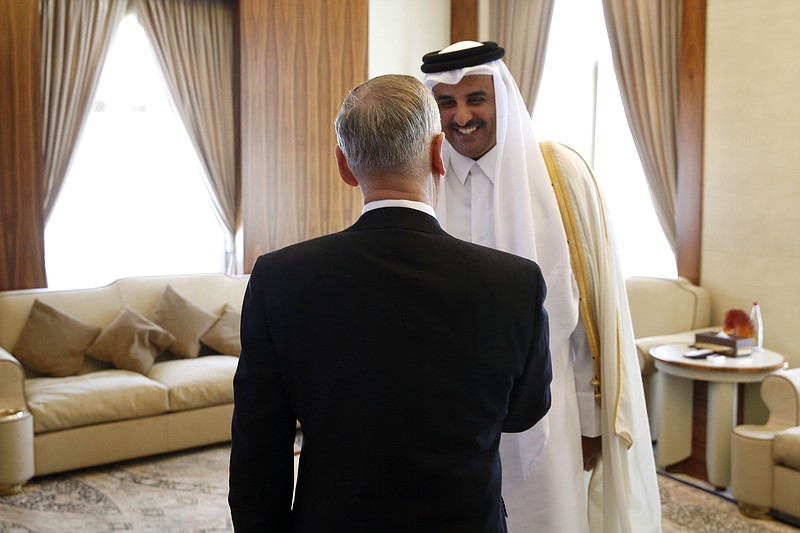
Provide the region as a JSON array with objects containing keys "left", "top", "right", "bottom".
[{"left": 649, "top": 343, "right": 786, "bottom": 488}]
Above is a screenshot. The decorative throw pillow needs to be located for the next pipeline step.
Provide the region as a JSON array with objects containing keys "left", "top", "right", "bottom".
[
  {"left": 86, "top": 306, "right": 175, "bottom": 375},
  {"left": 12, "top": 299, "right": 101, "bottom": 377},
  {"left": 200, "top": 304, "right": 242, "bottom": 355},
  {"left": 149, "top": 285, "right": 218, "bottom": 359}
]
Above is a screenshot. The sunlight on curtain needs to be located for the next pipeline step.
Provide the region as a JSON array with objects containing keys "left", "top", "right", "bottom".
[
  {"left": 45, "top": 16, "right": 226, "bottom": 290},
  {"left": 532, "top": 0, "right": 677, "bottom": 280}
]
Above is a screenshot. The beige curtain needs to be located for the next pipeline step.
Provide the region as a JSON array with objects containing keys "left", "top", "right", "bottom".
[
  {"left": 488, "top": 0, "right": 556, "bottom": 114},
  {"left": 133, "top": 0, "right": 238, "bottom": 274},
  {"left": 41, "top": 0, "right": 127, "bottom": 222},
  {"left": 601, "top": 0, "right": 681, "bottom": 252}
]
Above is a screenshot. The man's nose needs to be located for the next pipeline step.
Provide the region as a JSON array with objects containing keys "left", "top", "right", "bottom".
[{"left": 454, "top": 104, "right": 473, "bottom": 126}]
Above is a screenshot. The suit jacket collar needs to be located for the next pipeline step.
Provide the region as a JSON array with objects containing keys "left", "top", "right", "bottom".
[{"left": 347, "top": 206, "right": 446, "bottom": 236}]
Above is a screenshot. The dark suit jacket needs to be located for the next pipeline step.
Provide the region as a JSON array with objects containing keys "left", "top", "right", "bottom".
[{"left": 229, "top": 206, "right": 551, "bottom": 533}]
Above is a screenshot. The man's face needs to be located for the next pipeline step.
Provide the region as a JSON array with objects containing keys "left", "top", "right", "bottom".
[{"left": 432, "top": 75, "right": 497, "bottom": 160}]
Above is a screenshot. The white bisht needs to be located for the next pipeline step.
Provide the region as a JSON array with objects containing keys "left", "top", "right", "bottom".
[{"left": 542, "top": 140, "right": 662, "bottom": 533}]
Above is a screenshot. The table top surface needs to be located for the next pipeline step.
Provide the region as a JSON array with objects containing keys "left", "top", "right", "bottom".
[{"left": 650, "top": 343, "right": 786, "bottom": 374}]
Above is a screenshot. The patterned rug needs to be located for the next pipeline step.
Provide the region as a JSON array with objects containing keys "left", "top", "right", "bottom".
[
  {"left": 1, "top": 441, "right": 797, "bottom": 532},
  {"left": 0, "top": 444, "right": 234, "bottom": 532},
  {"left": 658, "top": 473, "right": 798, "bottom": 532}
]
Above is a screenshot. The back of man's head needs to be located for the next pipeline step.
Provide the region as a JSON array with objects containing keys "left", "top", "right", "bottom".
[{"left": 335, "top": 75, "right": 441, "bottom": 178}]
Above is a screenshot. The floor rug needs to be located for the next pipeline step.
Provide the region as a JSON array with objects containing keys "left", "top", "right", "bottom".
[
  {"left": 658, "top": 473, "right": 798, "bottom": 532},
  {"left": 1, "top": 442, "right": 797, "bottom": 532}
]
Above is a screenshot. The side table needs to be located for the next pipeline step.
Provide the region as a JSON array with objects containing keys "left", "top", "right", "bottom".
[
  {"left": 649, "top": 343, "right": 786, "bottom": 488},
  {"left": 0, "top": 408, "right": 34, "bottom": 495}
]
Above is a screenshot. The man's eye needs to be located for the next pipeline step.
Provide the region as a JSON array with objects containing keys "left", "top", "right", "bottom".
[
  {"left": 437, "top": 101, "right": 455, "bottom": 109},
  {"left": 468, "top": 98, "right": 487, "bottom": 105}
]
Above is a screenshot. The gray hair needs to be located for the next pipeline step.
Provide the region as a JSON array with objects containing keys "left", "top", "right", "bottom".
[{"left": 335, "top": 74, "right": 441, "bottom": 175}]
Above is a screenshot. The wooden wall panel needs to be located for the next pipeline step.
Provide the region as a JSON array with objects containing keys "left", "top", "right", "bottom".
[
  {"left": 0, "top": 0, "right": 45, "bottom": 290},
  {"left": 676, "top": 0, "right": 706, "bottom": 285},
  {"left": 238, "top": 0, "right": 367, "bottom": 272},
  {"left": 451, "top": 0, "right": 478, "bottom": 43}
]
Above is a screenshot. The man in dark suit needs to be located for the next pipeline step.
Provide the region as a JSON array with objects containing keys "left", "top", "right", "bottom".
[{"left": 228, "top": 74, "right": 552, "bottom": 533}]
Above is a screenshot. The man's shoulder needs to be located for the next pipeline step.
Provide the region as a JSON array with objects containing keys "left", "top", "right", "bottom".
[
  {"left": 256, "top": 232, "right": 341, "bottom": 262},
  {"left": 453, "top": 238, "right": 544, "bottom": 279}
]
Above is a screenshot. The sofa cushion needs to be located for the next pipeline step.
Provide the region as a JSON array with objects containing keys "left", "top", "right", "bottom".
[
  {"left": 13, "top": 300, "right": 101, "bottom": 377},
  {"left": 200, "top": 304, "right": 241, "bottom": 356},
  {"left": 149, "top": 285, "right": 218, "bottom": 359},
  {"left": 87, "top": 307, "right": 175, "bottom": 374},
  {"left": 25, "top": 369, "right": 170, "bottom": 433},
  {"left": 147, "top": 355, "right": 237, "bottom": 411}
]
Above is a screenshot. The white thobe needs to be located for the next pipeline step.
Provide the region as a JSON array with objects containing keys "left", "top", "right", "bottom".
[{"left": 442, "top": 148, "right": 600, "bottom": 532}]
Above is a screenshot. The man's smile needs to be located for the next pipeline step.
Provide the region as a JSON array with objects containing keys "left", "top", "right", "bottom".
[{"left": 451, "top": 121, "right": 482, "bottom": 136}]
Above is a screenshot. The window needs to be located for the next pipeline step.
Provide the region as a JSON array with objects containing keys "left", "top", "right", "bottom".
[
  {"left": 532, "top": 0, "right": 677, "bottom": 279},
  {"left": 45, "top": 15, "right": 226, "bottom": 290}
]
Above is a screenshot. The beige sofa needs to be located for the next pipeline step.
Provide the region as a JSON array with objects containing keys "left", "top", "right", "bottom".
[
  {"left": 731, "top": 367, "right": 800, "bottom": 521},
  {"left": 0, "top": 273, "right": 711, "bottom": 490},
  {"left": 625, "top": 276, "right": 713, "bottom": 437},
  {"left": 0, "top": 273, "right": 247, "bottom": 485}
]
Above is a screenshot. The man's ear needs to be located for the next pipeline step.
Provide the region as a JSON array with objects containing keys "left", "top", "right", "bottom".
[
  {"left": 431, "top": 132, "right": 446, "bottom": 177},
  {"left": 335, "top": 146, "right": 359, "bottom": 187}
]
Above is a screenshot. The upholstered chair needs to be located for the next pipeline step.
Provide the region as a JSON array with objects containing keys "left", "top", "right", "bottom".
[
  {"left": 731, "top": 367, "right": 800, "bottom": 521},
  {"left": 625, "top": 276, "right": 713, "bottom": 437}
]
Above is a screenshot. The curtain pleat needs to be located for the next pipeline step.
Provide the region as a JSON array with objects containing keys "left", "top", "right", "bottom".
[
  {"left": 133, "top": 0, "right": 238, "bottom": 274},
  {"left": 601, "top": 0, "right": 681, "bottom": 252},
  {"left": 488, "top": 0, "right": 556, "bottom": 114},
  {"left": 41, "top": 0, "right": 127, "bottom": 222}
]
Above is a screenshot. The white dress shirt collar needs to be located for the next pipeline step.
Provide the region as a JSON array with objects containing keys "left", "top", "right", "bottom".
[
  {"left": 448, "top": 145, "right": 499, "bottom": 185},
  {"left": 362, "top": 199, "right": 437, "bottom": 219}
]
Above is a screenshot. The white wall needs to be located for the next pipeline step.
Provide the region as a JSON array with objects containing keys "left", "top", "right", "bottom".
[
  {"left": 368, "top": 0, "right": 451, "bottom": 79},
  {"left": 704, "top": 0, "right": 800, "bottom": 418}
]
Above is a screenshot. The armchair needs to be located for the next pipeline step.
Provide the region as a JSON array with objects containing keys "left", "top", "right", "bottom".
[
  {"left": 731, "top": 367, "right": 800, "bottom": 521},
  {"left": 625, "top": 276, "right": 713, "bottom": 437}
]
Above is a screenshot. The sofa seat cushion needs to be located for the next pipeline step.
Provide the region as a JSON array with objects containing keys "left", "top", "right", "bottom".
[
  {"left": 147, "top": 355, "right": 237, "bottom": 411},
  {"left": 774, "top": 426, "right": 800, "bottom": 470},
  {"left": 26, "top": 370, "right": 169, "bottom": 433}
]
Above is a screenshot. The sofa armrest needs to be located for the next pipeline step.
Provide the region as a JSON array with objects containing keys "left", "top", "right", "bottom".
[
  {"left": 0, "top": 347, "right": 27, "bottom": 411},
  {"left": 762, "top": 367, "right": 800, "bottom": 428}
]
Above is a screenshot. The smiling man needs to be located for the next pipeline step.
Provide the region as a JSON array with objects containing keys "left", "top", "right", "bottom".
[{"left": 421, "top": 41, "right": 661, "bottom": 533}]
